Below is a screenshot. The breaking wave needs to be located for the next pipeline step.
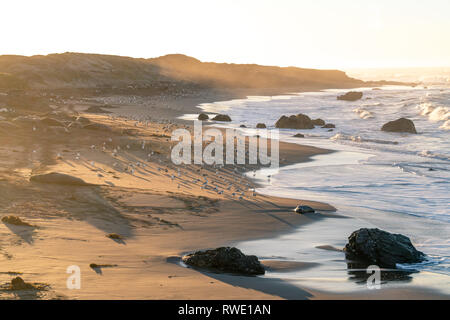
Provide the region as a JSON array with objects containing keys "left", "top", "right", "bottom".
[
  {"left": 419, "top": 103, "right": 450, "bottom": 122},
  {"left": 353, "top": 108, "right": 374, "bottom": 119},
  {"left": 330, "top": 133, "right": 398, "bottom": 145}
]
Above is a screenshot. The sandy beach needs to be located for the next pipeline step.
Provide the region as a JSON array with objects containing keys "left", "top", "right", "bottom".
[
  {"left": 0, "top": 87, "right": 447, "bottom": 300},
  {"left": 0, "top": 95, "right": 336, "bottom": 299}
]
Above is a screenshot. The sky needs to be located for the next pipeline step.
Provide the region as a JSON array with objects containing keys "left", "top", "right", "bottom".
[{"left": 1, "top": 0, "right": 450, "bottom": 69}]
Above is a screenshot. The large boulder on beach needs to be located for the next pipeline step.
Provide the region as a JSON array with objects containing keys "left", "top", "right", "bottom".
[
  {"left": 198, "top": 113, "right": 209, "bottom": 121},
  {"left": 30, "top": 172, "right": 91, "bottom": 186},
  {"left": 212, "top": 114, "right": 231, "bottom": 122},
  {"left": 182, "top": 247, "right": 265, "bottom": 275},
  {"left": 275, "top": 114, "right": 314, "bottom": 129},
  {"left": 381, "top": 118, "right": 417, "bottom": 134},
  {"left": 337, "top": 91, "right": 363, "bottom": 101},
  {"left": 344, "top": 228, "right": 426, "bottom": 268}
]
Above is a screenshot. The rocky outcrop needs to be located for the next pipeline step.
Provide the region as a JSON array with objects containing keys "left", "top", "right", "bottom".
[
  {"left": 275, "top": 114, "right": 314, "bottom": 129},
  {"left": 337, "top": 91, "right": 363, "bottom": 101},
  {"left": 182, "top": 247, "right": 265, "bottom": 275},
  {"left": 293, "top": 133, "right": 305, "bottom": 138},
  {"left": 312, "top": 118, "right": 325, "bottom": 126},
  {"left": 30, "top": 172, "right": 91, "bottom": 186},
  {"left": 256, "top": 123, "right": 266, "bottom": 128},
  {"left": 212, "top": 114, "right": 232, "bottom": 122},
  {"left": 344, "top": 228, "right": 426, "bottom": 268},
  {"left": 198, "top": 113, "right": 209, "bottom": 121},
  {"left": 381, "top": 118, "right": 417, "bottom": 134},
  {"left": 322, "top": 123, "right": 335, "bottom": 128}
]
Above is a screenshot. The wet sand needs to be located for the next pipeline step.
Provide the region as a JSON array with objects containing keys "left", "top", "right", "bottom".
[{"left": 0, "top": 91, "right": 447, "bottom": 300}]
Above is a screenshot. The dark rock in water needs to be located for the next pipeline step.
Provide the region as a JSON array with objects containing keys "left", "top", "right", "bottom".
[
  {"left": 182, "top": 247, "right": 265, "bottom": 276},
  {"left": 337, "top": 91, "right": 363, "bottom": 101},
  {"left": 322, "top": 123, "right": 335, "bottom": 128},
  {"left": 327, "top": 129, "right": 334, "bottom": 132},
  {"left": 381, "top": 118, "right": 417, "bottom": 134},
  {"left": 239, "top": 124, "right": 247, "bottom": 128},
  {"left": 294, "top": 205, "right": 315, "bottom": 214},
  {"left": 212, "top": 114, "right": 232, "bottom": 122},
  {"left": 83, "top": 123, "right": 112, "bottom": 132},
  {"left": 293, "top": 133, "right": 305, "bottom": 138},
  {"left": 30, "top": 172, "right": 91, "bottom": 186},
  {"left": 275, "top": 114, "right": 314, "bottom": 129},
  {"left": 256, "top": 123, "right": 266, "bottom": 128},
  {"left": 344, "top": 228, "right": 426, "bottom": 269},
  {"left": 312, "top": 118, "right": 325, "bottom": 126},
  {"left": 198, "top": 113, "right": 209, "bottom": 121}
]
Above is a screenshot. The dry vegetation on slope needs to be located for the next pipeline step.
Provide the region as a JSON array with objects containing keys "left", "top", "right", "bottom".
[{"left": 0, "top": 52, "right": 391, "bottom": 91}]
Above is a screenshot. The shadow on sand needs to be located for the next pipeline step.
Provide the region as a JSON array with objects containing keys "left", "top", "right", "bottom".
[{"left": 167, "top": 256, "right": 314, "bottom": 300}]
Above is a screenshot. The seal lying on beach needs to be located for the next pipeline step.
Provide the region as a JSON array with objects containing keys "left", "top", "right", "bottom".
[{"left": 294, "top": 205, "right": 315, "bottom": 214}]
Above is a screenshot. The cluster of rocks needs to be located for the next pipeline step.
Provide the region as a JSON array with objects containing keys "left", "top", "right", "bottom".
[
  {"left": 275, "top": 113, "right": 335, "bottom": 130},
  {"left": 182, "top": 228, "right": 426, "bottom": 278}
]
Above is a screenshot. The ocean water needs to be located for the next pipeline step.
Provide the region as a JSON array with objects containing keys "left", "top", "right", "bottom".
[{"left": 182, "top": 72, "right": 450, "bottom": 293}]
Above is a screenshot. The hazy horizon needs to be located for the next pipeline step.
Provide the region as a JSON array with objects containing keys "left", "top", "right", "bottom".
[{"left": 2, "top": 0, "right": 450, "bottom": 70}]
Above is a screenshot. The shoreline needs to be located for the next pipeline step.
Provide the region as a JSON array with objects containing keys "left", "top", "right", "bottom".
[
  {"left": 0, "top": 103, "right": 338, "bottom": 299},
  {"left": 174, "top": 89, "right": 450, "bottom": 300},
  {"left": 0, "top": 86, "right": 448, "bottom": 299}
]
